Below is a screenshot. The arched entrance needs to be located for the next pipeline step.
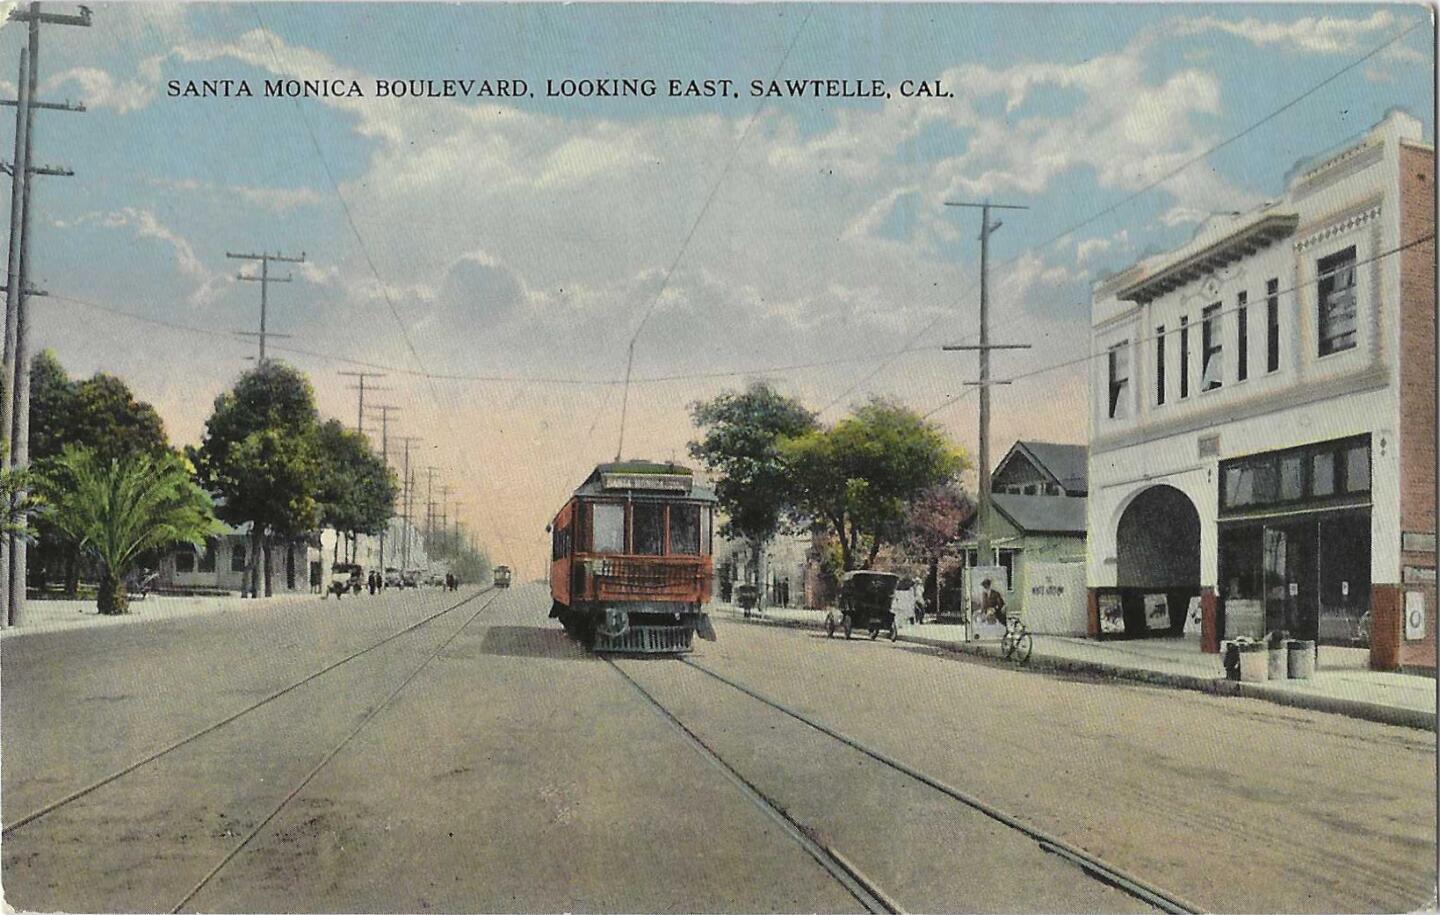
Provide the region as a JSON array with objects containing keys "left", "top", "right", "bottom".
[
  {"left": 1117, "top": 485, "right": 1201, "bottom": 588},
  {"left": 1115, "top": 485, "right": 1201, "bottom": 634}
]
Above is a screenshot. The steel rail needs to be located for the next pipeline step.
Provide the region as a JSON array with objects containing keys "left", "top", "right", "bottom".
[
  {"left": 2, "top": 587, "right": 497, "bottom": 837},
  {"left": 681, "top": 657, "right": 1204, "bottom": 915},
  {"left": 606, "top": 659, "right": 904, "bottom": 915},
  {"left": 170, "top": 587, "right": 503, "bottom": 913}
]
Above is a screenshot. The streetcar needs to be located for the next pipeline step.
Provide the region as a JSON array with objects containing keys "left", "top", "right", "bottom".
[
  {"left": 493, "top": 565, "right": 512, "bottom": 588},
  {"left": 547, "top": 460, "right": 717, "bottom": 653}
]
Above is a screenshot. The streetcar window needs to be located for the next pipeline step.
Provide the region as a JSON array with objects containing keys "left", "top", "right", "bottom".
[
  {"left": 702, "top": 507, "right": 713, "bottom": 555},
  {"left": 669, "top": 504, "right": 701, "bottom": 555},
  {"left": 591, "top": 503, "right": 625, "bottom": 554},
  {"left": 633, "top": 502, "right": 665, "bottom": 555}
]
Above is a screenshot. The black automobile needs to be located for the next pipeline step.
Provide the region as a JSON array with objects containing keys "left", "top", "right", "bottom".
[{"left": 828, "top": 571, "right": 900, "bottom": 641}]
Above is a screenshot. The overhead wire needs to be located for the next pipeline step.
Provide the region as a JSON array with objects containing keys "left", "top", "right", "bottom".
[
  {"left": 816, "top": 15, "right": 1428, "bottom": 417},
  {"left": 917, "top": 231, "right": 1437, "bottom": 419}
]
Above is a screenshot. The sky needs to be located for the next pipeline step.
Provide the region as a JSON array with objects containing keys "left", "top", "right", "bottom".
[{"left": 2, "top": 2, "right": 1433, "bottom": 577}]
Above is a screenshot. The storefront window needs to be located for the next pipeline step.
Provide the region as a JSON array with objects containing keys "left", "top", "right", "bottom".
[
  {"left": 1345, "top": 444, "right": 1370, "bottom": 493},
  {"left": 1279, "top": 455, "right": 1304, "bottom": 501},
  {"left": 197, "top": 539, "right": 218, "bottom": 573},
  {"left": 175, "top": 547, "right": 195, "bottom": 574},
  {"left": 1312, "top": 452, "right": 1336, "bottom": 497},
  {"left": 231, "top": 544, "right": 247, "bottom": 572},
  {"left": 592, "top": 503, "right": 625, "bottom": 554},
  {"left": 669, "top": 504, "right": 701, "bottom": 555},
  {"left": 633, "top": 503, "right": 665, "bottom": 555}
]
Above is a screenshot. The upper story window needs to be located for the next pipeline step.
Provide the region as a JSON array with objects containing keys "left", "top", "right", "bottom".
[
  {"left": 1179, "top": 317, "right": 1190, "bottom": 399},
  {"left": 1317, "top": 246, "right": 1357, "bottom": 356},
  {"left": 1201, "top": 303, "right": 1223, "bottom": 391},
  {"left": 1155, "top": 325, "right": 1166, "bottom": 406},
  {"left": 1265, "top": 278, "right": 1280, "bottom": 373},
  {"left": 1107, "top": 342, "right": 1130, "bottom": 419},
  {"left": 1236, "top": 291, "right": 1248, "bottom": 382}
]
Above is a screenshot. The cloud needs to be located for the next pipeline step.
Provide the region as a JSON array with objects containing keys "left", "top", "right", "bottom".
[
  {"left": 74, "top": 207, "right": 224, "bottom": 304},
  {"left": 44, "top": 67, "right": 154, "bottom": 114},
  {"left": 1170, "top": 9, "right": 1414, "bottom": 56},
  {"left": 147, "top": 177, "right": 325, "bottom": 214}
]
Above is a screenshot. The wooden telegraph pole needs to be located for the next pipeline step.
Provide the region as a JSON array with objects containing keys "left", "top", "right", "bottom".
[
  {"left": 942, "top": 200, "right": 1031, "bottom": 574},
  {"left": 1, "top": 2, "right": 91, "bottom": 627},
  {"left": 227, "top": 250, "right": 305, "bottom": 363}
]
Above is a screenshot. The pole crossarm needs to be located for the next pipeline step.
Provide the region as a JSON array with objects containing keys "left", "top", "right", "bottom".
[
  {"left": 0, "top": 286, "right": 46, "bottom": 296},
  {"left": 0, "top": 98, "right": 84, "bottom": 112},
  {"left": 227, "top": 251, "right": 306, "bottom": 263},
  {"left": 941, "top": 343, "right": 1032, "bottom": 351},
  {"left": 232, "top": 331, "right": 294, "bottom": 339},
  {"left": 962, "top": 380, "right": 1014, "bottom": 386}
]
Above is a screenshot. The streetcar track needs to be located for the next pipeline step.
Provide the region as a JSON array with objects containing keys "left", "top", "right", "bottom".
[
  {"left": 170, "top": 588, "right": 503, "bottom": 913},
  {"left": 2, "top": 587, "right": 497, "bottom": 838},
  {"left": 677, "top": 655, "right": 1203, "bottom": 915},
  {"left": 605, "top": 657, "right": 902, "bottom": 915}
]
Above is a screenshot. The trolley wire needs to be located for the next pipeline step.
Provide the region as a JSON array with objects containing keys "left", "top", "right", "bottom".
[
  {"left": 816, "top": 15, "right": 1427, "bottom": 416},
  {"left": 1, "top": 587, "right": 495, "bottom": 838}
]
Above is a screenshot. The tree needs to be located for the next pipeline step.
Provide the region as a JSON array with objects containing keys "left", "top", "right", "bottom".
[
  {"left": 783, "top": 398, "right": 967, "bottom": 571},
  {"left": 28, "top": 352, "right": 171, "bottom": 595},
  {"left": 39, "top": 446, "right": 220, "bottom": 613},
  {"left": 900, "top": 482, "right": 975, "bottom": 611},
  {"left": 314, "top": 419, "right": 397, "bottom": 562},
  {"left": 191, "top": 362, "right": 322, "bottom": 597},
  {"left": 689, "top": 381, "right": 817, "bottom": 596}
]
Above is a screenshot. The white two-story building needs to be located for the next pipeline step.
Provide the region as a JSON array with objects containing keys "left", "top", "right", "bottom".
[{"left": 1086, "top": 112, "right": 1435, "bottom": 672}]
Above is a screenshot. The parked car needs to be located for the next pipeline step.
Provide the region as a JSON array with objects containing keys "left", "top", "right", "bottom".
[
  {"left": 327, "top": 563, "right": 364, "bottom": 599},
  {"left": 827, "top": 571, "right": 899, "bottom": 641}
]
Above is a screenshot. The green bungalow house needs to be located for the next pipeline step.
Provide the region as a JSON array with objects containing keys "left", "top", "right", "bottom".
[{"left": 960, "top": 441, "right": 1090, "bottom": 634}]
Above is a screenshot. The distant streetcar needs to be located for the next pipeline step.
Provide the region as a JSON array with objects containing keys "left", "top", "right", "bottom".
[
  {"left": 548, "top": 461, "right": 717, "bottom": 653},
  {"left": 493, "top": 565, "right": 512, "bottom": 588}
]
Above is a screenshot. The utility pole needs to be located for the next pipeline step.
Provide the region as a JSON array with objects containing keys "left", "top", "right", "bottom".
[
  {"left": 942, "top": 200, "right": 1031, "bottom": 577},
  {"left": 339, "top": 371, "right": 387, "bottom": 435},
  {"left": 438, "top": 485, "right": 452, "bottom": 555},
  {"left": 2, "top": 2, "right": 90, "bottom": 627},
  {"left": 393, "top": 436, "right": 422, "bottom": 571},
  {"left": 366, "top": 404, "right": 398, "bottom": 569},
  {"left": 227, "top": 250, "right": 305, "bottom": 363},
  {"left": 424, "top": 466, "right": 437, "bottom": 554}
]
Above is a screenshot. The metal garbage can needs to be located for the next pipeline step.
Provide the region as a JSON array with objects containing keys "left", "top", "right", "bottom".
[{"left": 1287, "top": 639, "right": 1316, "bottom": 679}]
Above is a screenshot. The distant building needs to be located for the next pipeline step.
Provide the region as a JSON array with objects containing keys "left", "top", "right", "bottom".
[
  {"left": 159, "top": 521, "right": 318, "bottom": 596},
  {"left": 1087, "top": 112, "right": 1435, "bottom": 672},
  {"left": 714, "top": 528, "right": 815, "bottom": 608},
  {"left": 960, "top": 441, "right": 1089, "bottom": 634}
]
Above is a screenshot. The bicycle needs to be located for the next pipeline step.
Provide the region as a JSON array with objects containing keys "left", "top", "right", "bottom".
[{"left": 1000, "top": 615, "right": 1033, "bottom": 663}]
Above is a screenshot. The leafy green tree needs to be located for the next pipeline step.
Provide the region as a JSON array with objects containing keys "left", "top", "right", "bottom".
[
  {"left": 28, "top": 352, "right": 171, "bottom": 595},
  {"left": 191, "top": 362, "right": 322, "bottom": 597},
  {"left": 39, "top": 446, "right": 220, "bottom": 613},
  {"left": 314, "top": 419, "right": 397, "bottom": 563},
  {"left": 688, "top": 381, "right": 817, "bottom": 595},
  {"left": 783, "top": 398, "right": 966, "bottom": 571}
]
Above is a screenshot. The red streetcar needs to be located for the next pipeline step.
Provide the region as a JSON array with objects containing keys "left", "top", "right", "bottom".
[{"left": 548, "top": 461, "right": 717, "bottom": 653}]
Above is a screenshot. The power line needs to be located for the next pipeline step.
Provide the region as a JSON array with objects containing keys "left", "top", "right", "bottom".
[
  {"left": 613, "top": 6, "right": 814, "bottom": 460},
  {"left": 919, "top": 231, "right": 1437, "bottom": 419},
  {"left": 50, "top": 290, "right": 942, "bottom": 386},
  {"left": 818, "top": 15, "right": 1427, "bottom": 416}
]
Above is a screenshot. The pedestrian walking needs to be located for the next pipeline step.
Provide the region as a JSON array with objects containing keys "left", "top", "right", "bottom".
[{"left": 368, "top": 571, "right": 378, "bottom": 595}]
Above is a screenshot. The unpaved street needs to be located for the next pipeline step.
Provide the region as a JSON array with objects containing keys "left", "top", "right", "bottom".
[{"left": 3, "top": 582, "right": 1434, "bottom": 912}]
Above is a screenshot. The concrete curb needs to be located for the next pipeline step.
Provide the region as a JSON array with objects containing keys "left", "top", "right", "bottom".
[{"left": 716, "top": 610, "right": 1436, "bottom": 732}]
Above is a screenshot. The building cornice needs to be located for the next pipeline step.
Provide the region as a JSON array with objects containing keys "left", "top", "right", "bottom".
[
  {"left": 1293, "top": 195, "right": 1384, "bottom": 253},
  {"left": 1113, "top": 213, "right": 1300, "bottom": 305}
]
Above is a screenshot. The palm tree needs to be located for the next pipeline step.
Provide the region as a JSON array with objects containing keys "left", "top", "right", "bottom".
[{"left": 40, "top": 446, "right": 220, "bottom": 614}]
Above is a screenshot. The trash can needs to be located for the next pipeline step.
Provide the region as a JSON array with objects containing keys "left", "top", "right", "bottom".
[{"left": 1287, "top": 640, "right": 1316, "bottom": 679}]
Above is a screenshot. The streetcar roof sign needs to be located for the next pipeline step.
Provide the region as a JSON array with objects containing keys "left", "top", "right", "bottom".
[{"left": 572, "top": 460, "right": 717, "bottom": 501}]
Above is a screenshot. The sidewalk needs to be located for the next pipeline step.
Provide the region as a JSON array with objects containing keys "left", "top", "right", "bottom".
[
  {"left": 0, "top": 591, "right": 329, "bottom": 640},
  {"left": 711, "top": 603, "right": 1437, "bottom": 731}
]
